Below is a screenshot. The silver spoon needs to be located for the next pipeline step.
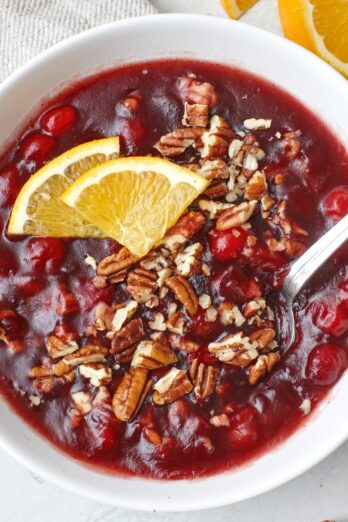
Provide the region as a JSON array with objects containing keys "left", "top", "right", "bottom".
[{"left": 278, "top": 213, "right": 348, "bottom": 352}]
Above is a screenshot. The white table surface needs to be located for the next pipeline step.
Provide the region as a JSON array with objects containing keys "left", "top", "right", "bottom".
[{"left": 1, "top": 1, "right": 347, "bottom": 521}]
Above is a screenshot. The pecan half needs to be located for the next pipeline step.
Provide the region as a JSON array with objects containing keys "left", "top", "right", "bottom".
[
  {"left": 177, "top": 76, "right": 218, "bottom": 106},
  {"left": 199, "top": 159, "right": 229, "bottom": 180},
  {"left": 216, "top": 200, "right": 257, "bottom": 230},
  {"left": 46, "top": 336, "right": 79, "bottom": 359},
  {"left": 168, "top": 333, "right": 199, "bottom": 353},
  {"left": 249, "top": 327, "right": 276, "bottom": 349},
  {"left": 153, "top": 368, "right": 193, "bottom": 405},
  {"left": 165, "top": 276, "right": 199, "bottom": 316},
  {"left": 164, "top": 211, "right": 206, "bottom": 248},
  {"left": 175, "top": 242, "right": 203, "bottom": 277},
  {"left": 199, "top": 116, "right": 235, "bottom": 159},
  {"left": 79, "top": 363, "right": 112, "bottom": 387},
  {"left": 189, "top": 358, "right": 218, "bottom": 400},
  {"left": 110, "top": 317, "right": 145, "bottom": 356},
  {"left": 29, "top": 364, "right": 75, "bottom": 393},
  {"left": 112, "top": 367, "right": 152, "bottom": 421},
  {"left": 243, "top": 298, "right": 266, "bottom": 318},
  {"left": 182, "top": 102, "right": 209, "bottom": 128},
  {"left": 204, "top": 180, "right": 228, "bottom": 199},
  {"left": 131, "top": 339, "right": 177, "bottom": 369},
  {"left": 52, "top": 345, "right": 108, "bottom": 376},
  {"left": 127, "top": 268, "right": 157, "bottom": 303},
  {"left": 248, "top": 352, "right": 281, "bottom": 385},
  {"left": 245, "top": 171, "right": 268, "bottom": 201},
  {"left": 96, "top": 248, "right": 140, "bottom": 287},
  {"left": 154, "top": 127, "right": 204, "bottom": 157},
  {"left": 166, "top": 311, "right": 185, "bottom": 334},
  {"left": 208, "top": 333, "right": 259, "bottom": 366}
]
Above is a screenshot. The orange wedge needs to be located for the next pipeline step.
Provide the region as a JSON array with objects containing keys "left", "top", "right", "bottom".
[{"left": 221, "top": 0, "right": 259, "bottom": 19}]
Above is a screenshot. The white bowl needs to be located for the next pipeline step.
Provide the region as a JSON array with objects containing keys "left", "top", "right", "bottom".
[{"left": 0, "top": 14, "right": 347, "bottom": 512}]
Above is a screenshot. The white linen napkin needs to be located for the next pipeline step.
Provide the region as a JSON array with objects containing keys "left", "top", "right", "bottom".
[{"left": 0, "top": 0, "right": 157, "bottom": 81}]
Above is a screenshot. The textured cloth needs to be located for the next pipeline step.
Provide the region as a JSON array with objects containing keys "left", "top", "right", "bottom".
[{"left": 0, "top": 0, "right": 157, "bottom": 81}]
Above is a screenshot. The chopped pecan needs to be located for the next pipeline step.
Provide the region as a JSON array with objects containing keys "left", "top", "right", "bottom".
[
  {"left": 228, "top": 139, "right": 244, "bottom": 164},
  {"left": 166, "top": 311, "right": 185, "bottom": 334},
  {"left": 46, "top": 336, "right": 79, "bottom": 359},
  {"left": 249, "top": 327, "right": 276, "bottom": 349},
  {"left": 218, "top": 302, "right": 245, "bottom": 327},
  {"left": 140, "top": 249, "right": 173, "bottom": 272},
  {"left": 157, "top": 268, "right": 172, "bottom": 287},
  {"left": 111, "top": 317, "right": 145, "bottom": 355},
  {"left": 153, "top": 368, "right": 193, "bottom": 405},
  {"left": 248, "top": 352, "right": 281, "bottom": 385},
  {"left": 208, "top": 333, "right": 259, "bottom": 366},
  {"left": 94, "top": 302, "right": 115, "bottom": 331},
  {"left": 131, "top": 339, "right": 177, "bottom": 369},
  {"left": 199, "top": 116, "right": 235, "bottom": 159},
  {"left": 177, "top": 76, "right": 218, "bottom": 107},
  {"left": 29, "top": 364, "right": 75, "bottom": 394},
  {"left": 189, "top": 358, "right": 218, "bottom": 400},
  {"left": 283, "top": 130, "right": 301, "bottom": 160},
  {"left": 79, "top": 363, "right": 112, "bottom": 387},
  {"left": 243, "top": 298, "right": 266, "bottom": 318},
  {"left": 127, "top": 268, "right": 157, "bottom": 303},
  {"left": 204, "top": 180, "right": 228, "bottom": 199},
  {"left": 154, "top": 127, "right": 204, "bottom": 156},
  {"left": 226, "top": 170, "right": 247, "bottom": 202},
  {"left": 175, "top": 242, "right": 203, "bottom": 277},
  {"left": 165, "top": 276, "right": 199, "bottom": 316},
  {"left": 148, "top": 313, "right": 167, "bottom": 331},
  {"left": 112, "top": 367, "right": 152, "bottom": 421},
  {"left": 210, "top": 414, "right": 230, "bottom": 427},
  {"left": 216, "top": 200, "right": 257, "bottom": 230},
  {"left": 164, "top": 211, "right": 205, "bottom": 247},
  {"left": 96, "top": 248, "right": 140, "bottom": 287},
  {"left": 199, "top": 159, "right": 229, "bottom": 180},
  {"left": 111, "top": 300, "right": 138, "bottom": 332},
  {"left": 198, "top": 293, "right": 211, "bottom": 310},
  {"left": 182, "top": 102, "right": 209, "bottom": 127},
  {"left": 243, "top": 118, "right": 272, "bottom": 130},
  {"left": 52, "top": 345, "right": 108, "bottom": 376},
  {"left": 144, "top": 427, "right": 162, "bottom": 446},
  {"left": 205, "top": 306, "right": 218, "bottom": 322},
  {"left": 245, "top": 171, "right": 268, "bottom": 201},
  {"left": 168, "top": 334, "right": 200, "bottom": 353},
  {"left": 71, "top": 391, "right": 93, "bottom": 415},
  {"left": 198, "top": 198, "right": 234, "bottom": 219}
]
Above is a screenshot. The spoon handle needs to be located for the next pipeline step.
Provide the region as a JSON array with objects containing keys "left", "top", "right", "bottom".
[{"left": 282, "top": 213, "right": 348, "bottom": 300}]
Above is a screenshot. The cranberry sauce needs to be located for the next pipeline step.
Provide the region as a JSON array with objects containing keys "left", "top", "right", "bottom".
[{"left": 0, "top": 60, "right": 348, "bottom": 480}]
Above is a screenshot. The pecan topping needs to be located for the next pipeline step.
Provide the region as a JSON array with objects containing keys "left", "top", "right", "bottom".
[
  {"left": 111, "top": 300, "right": 138, "bottom": 332},
  {"left": 177, "top": 76, "right": 218, "bottom": 107},
  {"left": 164, "top": 211, "right": 206, "bottom": 249},
  {"left": 166, "top": 311, "right": 185, "bottom": 334},
  {"left": 198, "top": 293, "right": 211, "bottom": 310},
  {"left": 198, "top": 198, "right": 234, "bottom": 218},
  {"left": 140, "top": 248, "right": 173, "bottom": 272},
  {"left": 71, "top": 391, "right": 93, "bottom": 416},
  {"left": 29, "top": 364, "right": 75, "bottom": 394},
  {"left": 144, "top": 427, "right": 162, "bottom": 446},
  {"left": 79, "top": 363, "right": 112, "bottom": 387},
  {"left": 94, "top": 302, "right": 115, "bottom": 331},
  {"left": 165, "top": 276, "right": 199, "bottom": 316},
  {"left": 175, "top": 242, "right": 203, "bottom": 277},
  {"left": 243, "top": 118, "right": 272, "bottom": 130},
  {"left": 208, "top": 333, "right": 259, "bottom": 366},
  {"left": 127, "top": 268, "right": 157, "bottom": 303},
  {"left": 46, "top": 336, "right": 79, "bottom": 359},
  {"left": 199, "top": 116, "right": 235, "bottom": 159},
  {"left": 249, "top": 327, "right": 276, "bottom": 349},
  {"left": 189, "top": 358, "right": 218, "bottom": 400},
  {"left": 168, "top": 334, "right": 200, "bottom": 353},
  {"left": 210, "top": 414, "right": 230, "bottom": 427},
  {"left": 96, "top": 248, "right": 140, "bottom": 287},
  {"left": 153, "top": 368, "right": 193, "bottom": 405},
  {"left": 112, "top": 367, "right": 152, "bottom": 422},
  {"left": 199, "top": 159, "right": 229, "bottom": 180},
  {"left": 243, "top": 298, "right": 266, "bottom": 318},
  {"left": 216, "top": 200, "right": 257, "bottom": 230},
  {"left": 111, "top": 317, "right": 145, "bottom": 355},
  {"left": 204, "top": 180, "right": 228, "bottom": 199},
  {"left": 248, "top": 352, "right": 281, "bottom": 385},
  {"left": 283, "top": 130, "right": 301, "bottom": 160},
  {"left": 52, "top": 345, "right": 108, "bottom": 377},
  {"left": 245, "top": 171, "right": 268, "bottom": 201},
  {"left": 218, "top": 302, "right": 245, "bottom": 327},
  {"left": 154, "top": 127, "right": 204, "bottom": 157},
  {"left": 182, "top": 102, "right": 209, "bottom": 128},
  {"left": 131, "top": 339, "right": 177, "bottom": 369},
  {"left": 148, "top": 313, "right": 167, "bottom": 331}
]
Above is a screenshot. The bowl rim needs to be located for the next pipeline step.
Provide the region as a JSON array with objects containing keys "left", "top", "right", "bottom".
[{"left": 0, "top": 12, "right": 348, "bottom": 512}]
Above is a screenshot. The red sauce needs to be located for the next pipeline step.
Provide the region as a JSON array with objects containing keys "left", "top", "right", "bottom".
[{"left": 0, "top": 60, "right": 347, "bottom": 479}]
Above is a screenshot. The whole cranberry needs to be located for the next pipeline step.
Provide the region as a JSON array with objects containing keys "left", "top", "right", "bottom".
[
  {"left": 228, "top": 405, "right": 260, "bottom": 450},
  {"left": 306, "top": 343, "right": 347, "bottom": 386},
  {"left": 0, "top": 249, "right": 18, "bottom": 276},
  {"left": 24, "top": 237, "right": 65, "bottom": 273},
  {"left": 323, "top": 185, "right": 348, "bottom": 222},
  {"left": 310, "top": 298, "right": 348, "bottom": 337},
  {"left": 190, "top": 308, "right": 221, "bottom": 339},
  {"left": 209, "top": 227, "right": 248, "bottom": 262},
  {"left": 19, "top": 132, "right": 55, "bottom": 164},
  {"left": 211, "top": 265, "right": 261, "bottom": 304},
  {"left": 41, "top": 105, "right": 77, "bottom": 136},
  {"left": 0, "top": 165, "right": 21, "bottom": 206}
]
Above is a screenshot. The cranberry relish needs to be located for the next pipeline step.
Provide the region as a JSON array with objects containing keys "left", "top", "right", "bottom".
[{"left": 1, "top": 60, "right": 348, "bottom": 479}]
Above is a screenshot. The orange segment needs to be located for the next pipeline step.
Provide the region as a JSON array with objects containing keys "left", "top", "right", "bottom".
[
  {"left": 278, "top": 0, "right": 348, "bottom": 78},
  {"left": 221, "top": 0, "right": 259, "bottom": 19}
]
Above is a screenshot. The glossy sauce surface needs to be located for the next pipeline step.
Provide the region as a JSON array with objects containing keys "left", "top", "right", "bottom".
[{"left": 0, "top": 60, "right": 348, "bottom": 479}]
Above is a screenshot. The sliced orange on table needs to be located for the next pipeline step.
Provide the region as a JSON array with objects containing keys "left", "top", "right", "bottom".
[
  {"left": 220, "top": 0, "right": 260, "bottom": 19},
  {"left": 278, "top": 0, "right": 348, "bottom": 78},
  {"left": 61, "top": 156, "right": 209, "bottom": 257},
  {"left": 8, "top": 137, "right": 120, "bottom": 237}
]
